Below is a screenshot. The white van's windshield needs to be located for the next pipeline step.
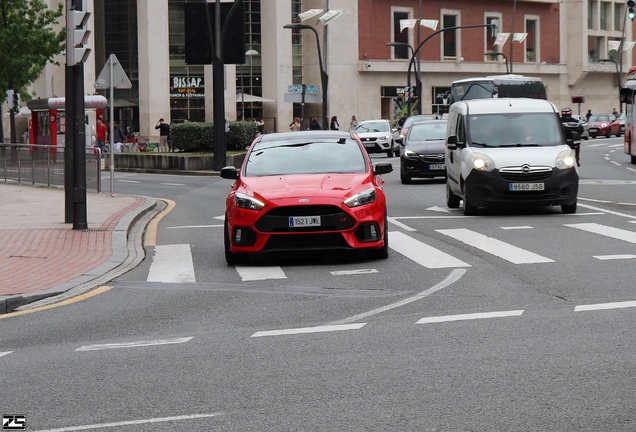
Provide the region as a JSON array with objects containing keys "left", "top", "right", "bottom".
[{"left": 468, "top": 113, "right": 562, "bottom": 148}]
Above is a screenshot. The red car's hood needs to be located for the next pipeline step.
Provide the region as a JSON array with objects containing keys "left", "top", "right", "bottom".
[{"left": 239, "top": 173, "right": 372, "bottom": 200}]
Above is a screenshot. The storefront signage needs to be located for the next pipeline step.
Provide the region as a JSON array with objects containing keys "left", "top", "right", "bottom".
[{"left": 170, "top": 76, "right": 205, "bottom": 98}]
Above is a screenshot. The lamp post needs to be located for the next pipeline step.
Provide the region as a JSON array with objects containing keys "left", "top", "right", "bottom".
[
  {"left": 284, "top": 23, "right": 329, "bottom": 130},
  {"left": 389, "top": 24, "right": 494, "bottom": 116},
  {"left": 599, "top": 58, "right": 622, "bottom": 109},
  {"left": 485, "top": 51, "right": 509, "bottom": 74},
  {"left": 240, "top": 49, "right": 259, "bottom": 121},
  {"left": 386, "top": 42, "right": 419, "bottom": 116}
]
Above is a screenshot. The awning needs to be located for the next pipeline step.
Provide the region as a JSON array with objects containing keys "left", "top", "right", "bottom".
[{"left": 236, "top": 93, "right": 275, "bottom": 103}]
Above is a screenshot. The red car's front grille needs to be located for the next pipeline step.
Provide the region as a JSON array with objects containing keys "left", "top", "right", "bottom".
[{"left": 255, "top": 205, "right": 356, "bottom": 233}]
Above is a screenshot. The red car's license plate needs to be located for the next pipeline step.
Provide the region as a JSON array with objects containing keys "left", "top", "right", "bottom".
[{"left": 289, "top": 216, "right": 321, "bottom": 227}]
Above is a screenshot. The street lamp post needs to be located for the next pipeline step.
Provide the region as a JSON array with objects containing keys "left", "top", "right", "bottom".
[
  {"left": 386, "top": 42, "right": 419, "bottom": 116},
  {"left": 284, "top": 23, "right": 329, "bottom": 130},
  {"left": 389, "top": 24, "right": 495, "bottom": 116},
  {"left": 240, "top": 49, "right": 259, "bottom": 121},
  {"left": 485, "top": 51, "right": 509, "bottom": 74},
  {"left": 599, "top": 58, "right": 622, "bottom": 108}
]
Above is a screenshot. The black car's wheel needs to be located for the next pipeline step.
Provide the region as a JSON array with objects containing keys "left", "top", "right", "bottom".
[
  {"left": 393, "top": 145, "right": 400, "bottom": 157},
  {"left": 446, "top": 181, "right": 460, "bottom": 208},
  {"left": 386, "top": 147, "right": 393, "bottom": 157},
  {"left": 224, "top": 217, "right": 248, "bottom": 265},
  {"left": 462, "top": 184, "right": 478, "bottom": 216},
  {"left": 616, "top": 130, "right": 622, "bottom": 137},
  {"left": 400, "top": 166, "right": 412, "bottom": 184},
  {"left": 562, "top": 201, "right": 577, "bottom": 214}
]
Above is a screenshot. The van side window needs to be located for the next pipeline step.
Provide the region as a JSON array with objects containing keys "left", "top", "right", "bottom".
[{"left": 455, "top": 114, "right": 465, "bottom": 144}]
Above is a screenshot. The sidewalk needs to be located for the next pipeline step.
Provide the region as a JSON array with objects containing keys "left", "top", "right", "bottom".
[{"left": 0, "top": 183, "right": 157, "bottom": 314}]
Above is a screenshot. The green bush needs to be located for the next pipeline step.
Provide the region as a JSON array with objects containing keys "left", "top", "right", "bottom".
[
  {"left": 170, "top": 122, "right": 214, "bottom": 152},
  {"left": 227, "top": 120, "right": 259, "bottom": 149}
]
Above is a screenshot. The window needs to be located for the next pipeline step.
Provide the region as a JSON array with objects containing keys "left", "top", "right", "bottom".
[
  {"left": 442, "top": 12, "right": 459, "bottom": 60},
  {"left": 525, "top": 17, "right": 538, "bottom": 63},
  {"left": 485, "top": 14, "right": 502, "bottom": 61},
  {"left": 588, "top": 0, "right": 597, "bottom": 30},
  {"left": 614, "top": 3, "right": 623, "bottom": 31},
  {"left": 600, "top": 1, "right": 610, "bottom": 30},
  {"left": 391, "top": 8, "right": 412, "bottom": 60},
  {"left": 588, "top": 35, "right": 602, "bottom": 62}
]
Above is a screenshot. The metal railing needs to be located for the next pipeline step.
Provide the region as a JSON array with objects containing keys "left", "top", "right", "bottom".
[{"left": 0, "top": 144, "right": 101, "bottom": 192}]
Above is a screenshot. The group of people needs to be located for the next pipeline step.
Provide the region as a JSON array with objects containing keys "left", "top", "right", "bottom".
[
  {"left": 93, "top": 116, "right": 170, "bottom": 156},
  {"left": 289, "top": 115, "right": 359, "bottom": 131}
]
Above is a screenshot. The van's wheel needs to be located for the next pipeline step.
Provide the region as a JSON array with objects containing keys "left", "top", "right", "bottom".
[
  {"left": 562, "top": 201, "right": 577, "bottom": 214},
  {"left": 446, "top": 181, "right": 460, "bottom": 208},
  {"left": 462, "top": 185, "right": 478, "bottom": 216}
]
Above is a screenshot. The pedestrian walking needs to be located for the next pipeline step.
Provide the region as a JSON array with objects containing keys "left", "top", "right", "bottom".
[
  {"left": 310, "top": 117, "right": 322, "bottom": 130},
  {"left": 586, "top": 109, "right": 592, "bottom": 121},
  {"left": 330, "top": 116, "right": 339, "bottom": 130},
  {"left": 155, "top": 118, "right": 171, "bottom": 152},
  {"left": 96, "top": 117, "right": 107, "bottom": 157}
]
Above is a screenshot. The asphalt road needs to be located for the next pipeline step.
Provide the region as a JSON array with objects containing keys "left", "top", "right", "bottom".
[{"left": 2, "top": 137, "right": 636, "bottom": 431}]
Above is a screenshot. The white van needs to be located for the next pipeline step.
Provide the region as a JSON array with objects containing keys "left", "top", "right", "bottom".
[{"left": 445, "top": 98, "right": 579, "bottom": 215}]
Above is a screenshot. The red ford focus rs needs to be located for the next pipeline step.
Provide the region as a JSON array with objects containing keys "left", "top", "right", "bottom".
[{"left": 220, "top": 130, "right": 393, "bottom": 265}]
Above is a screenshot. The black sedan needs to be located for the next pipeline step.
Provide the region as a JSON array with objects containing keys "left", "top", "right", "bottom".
[{"left": 397, "top": 120, "right": 447, "bottom": 184}]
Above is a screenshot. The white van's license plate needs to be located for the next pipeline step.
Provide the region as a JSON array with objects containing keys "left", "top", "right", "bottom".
[
  {"left": 289, "top": 216, "right": 321, "bottom": 227},
  {"left": 509, "top": 183, "right": 545, "bottom": 191}
]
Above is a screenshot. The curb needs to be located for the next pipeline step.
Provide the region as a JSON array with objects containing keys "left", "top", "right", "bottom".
[{"left": 0, "top": 196, "right": 158, "bottom": 315}]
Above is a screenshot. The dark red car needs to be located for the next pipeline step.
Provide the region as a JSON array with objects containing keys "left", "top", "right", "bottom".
[
  {"left": 588, "top": 113, "right": 621, "bottom": 138},
  {"left": 220, "top": 130, "right": 393, "bottom": 264}
]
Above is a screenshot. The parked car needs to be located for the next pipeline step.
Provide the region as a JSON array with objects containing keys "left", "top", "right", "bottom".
[
  {"left": 354, "top": 119, "right": 399, "bottom": 157},
  {"left": 445, "top": 98, "right": 579, "bottom": 216},
  {"left": 220, "top": 130, "right": 393, "bottom": 264},
  {"left": 397, "top": 119, "right": 448, "bottom": 183},
  {"left": 588, "top": 113, "right": 621, "bottom": 138},
  {"left": 618, "top": 112, "right": 626, "bottom": 134},
  {"left": 570, "top": 114, "right": 590, "bottom": 140}
]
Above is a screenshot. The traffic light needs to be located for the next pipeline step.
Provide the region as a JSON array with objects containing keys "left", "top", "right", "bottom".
[
  {"left": 66, "top": 7, "right": 91, "bottom": 66},
  {"left": 629, "top": 1, "right": 635, "bottom": 21},
  {"left": 13, "top": 93, "right": 20, "bottom": 113},
  {"left": 6, "top": 89, "right": 14, "bottom": 110}
]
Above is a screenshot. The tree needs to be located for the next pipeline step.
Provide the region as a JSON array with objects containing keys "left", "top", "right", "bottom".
[{"left": 0, "top": 0, "right": 65, "bottom": 143}]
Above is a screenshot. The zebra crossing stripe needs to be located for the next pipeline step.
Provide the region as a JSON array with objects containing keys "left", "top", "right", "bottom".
[
  {"left": 236, "top": 266, "right": 287, "bottom": 281},
  {"left": 437, "top": 228, "right": 554, "bottom": 264},
  {"left": 389, "top": 232, "right": 470, "bottom": 268},
  {"left": 565, "top": 223, "right": 636, "bottom": 243},
  {"left": 148, "top": 244, "right": 196, "bottom": 283}
]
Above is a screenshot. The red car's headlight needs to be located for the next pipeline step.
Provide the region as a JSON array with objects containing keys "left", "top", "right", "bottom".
[
  {"left": 344, "top": 188, "right": 377, "bottom": 208},
  {"left": 234, "top": 192, "right": 265, "bottom": 210}
]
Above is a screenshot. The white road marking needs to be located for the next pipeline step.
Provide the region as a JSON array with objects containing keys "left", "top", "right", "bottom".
[
  {"left": 426, "top": 206, "right": 451, "bottom": 213},
  {"left": 594, "top": 254, "right": 636, "bottom": 260},
  {"left": 628, "top": 167, "right": 636, "bottom": 173},
  {"left": 393, "top": 215, "right": 468, "bottom": 219},
  {"left": 565, "top": 223, "right": 636, "bottom": 243},
  {"left": 390, "top": 231, "right": 470, "bottom": 268},
  {"left": 416, "top": 310, "right": 524, "bottom": 324},
  {"left": 251, "top": 323, "right": 366, "bottom": 337},
  {"left": 575, "top": 301, "right": 636, "bottom": 312},
  {"left": 236, "top": 265, "right": 287, "bottom": 281},
  {"left": 159, "top": 182, "right": 185, "bottom": 186},
  {"left": 76, "top": 337, "right": 193, "bottom": 352},
  {"left": 116, "top": 179, "right": 140, "bottom": 183},
  {"left": 501, "top": 226, "right": 533, "bottom": 230},
  {"left": 165, "top": 225, "right": 223, "bottom": 229},
  {"left": 331, "top": 268, "right": 467, "bottom": 325},
  {"left": 437, "top": 229, "right": 554, "bottom": 264},
  {"left": 330, "top": 269, "right": 378, "bottom": 275},
  {"left": 388, "top": 217, "right": 416, "bottom": 231},
  {"left": 148, "top": 244, "right": 196, "bottom": 283},
  {"left": 578, "top": 203, "right": 636, "bottom": 219},
  {"left": 0, "top": 351, "right": 13, "bottom": 358},
  {"left": 214, "top": 215, "right": 225, "bottom": 220},
  {"left": 31, "top": 413, "right": 222, "bottom": 431},
  {"left": 586, "top": 143, "right": 607, "bottom": 147},
  {"left": 609, "top": 144, "right": 624, "bottom": 148},
  {"left": 610, "top": 160, "right": 621, "bottom": 166}
]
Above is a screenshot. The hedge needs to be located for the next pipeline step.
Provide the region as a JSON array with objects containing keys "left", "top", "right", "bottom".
[{"left": 169, "top": 120, "right": 259, "bottom": 152}]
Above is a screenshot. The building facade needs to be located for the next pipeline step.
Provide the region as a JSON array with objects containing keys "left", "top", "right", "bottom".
[{"left": 6, "top": 0, "right": 634, "bottom": 143}]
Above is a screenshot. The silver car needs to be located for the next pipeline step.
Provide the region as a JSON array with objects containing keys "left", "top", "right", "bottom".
[
  {"left": 571, "top": 114, "right": 590, "bottom": 140},
  {"left": 354, "top": 120, "right": 399, "bottom": 157}
]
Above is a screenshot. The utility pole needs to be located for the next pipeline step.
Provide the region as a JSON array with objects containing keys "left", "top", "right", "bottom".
[{"left": 65, "top": 0, "right": 91, "bottom": 229}]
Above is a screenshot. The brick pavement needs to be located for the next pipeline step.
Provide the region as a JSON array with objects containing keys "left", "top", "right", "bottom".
[{"left": 0, "top": 184, "right": 151, "bottom": 305}]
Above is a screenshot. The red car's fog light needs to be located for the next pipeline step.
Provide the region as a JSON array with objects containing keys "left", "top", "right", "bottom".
[
  {"left": 233, "top": 227, "right": 257, "bottom": 246},
  {"left": 355, "top": 223, "right": 382, "bottom": 242}
]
